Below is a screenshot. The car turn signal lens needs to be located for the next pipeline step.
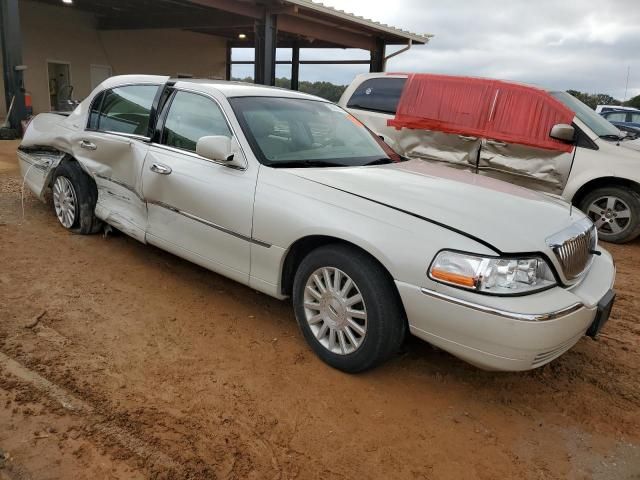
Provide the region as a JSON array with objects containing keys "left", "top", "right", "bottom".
[{"left": 430, "top": 269, "right": 477, "bottom": 288}]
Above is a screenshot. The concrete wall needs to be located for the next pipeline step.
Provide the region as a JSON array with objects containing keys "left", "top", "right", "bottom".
[{"left": 17, "top": 0, "right": 227, "bottom": 115}]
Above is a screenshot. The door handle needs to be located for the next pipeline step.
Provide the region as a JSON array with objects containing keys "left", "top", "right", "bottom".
[
  {"left": 150, "top": 163, "right": 172, "bottom": 175},
  {"left": 79, "top": 140, "right": 97, "bottom": 151},
  {"left": 486, "top": 139, "right": 507, "bottom": 147},
  {"left": 458, "top": 135, "right": 478, "bottom": 141}
]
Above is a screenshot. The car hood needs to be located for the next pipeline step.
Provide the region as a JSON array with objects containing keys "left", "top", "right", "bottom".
[
  {"left": 619, "top": 138, "right": 640, "bottom": 152},
  {"left": 287, "top": 159, "right": 584, "bottom": 253}
]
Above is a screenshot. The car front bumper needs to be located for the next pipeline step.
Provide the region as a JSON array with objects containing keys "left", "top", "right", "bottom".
[{"left": 396, "top": 249, "right": 616, "bottom": 371}]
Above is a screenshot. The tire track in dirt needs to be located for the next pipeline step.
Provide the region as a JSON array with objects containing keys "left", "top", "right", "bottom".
[{"left": 0, "top": 350, "right": 184, "bottom": 476}]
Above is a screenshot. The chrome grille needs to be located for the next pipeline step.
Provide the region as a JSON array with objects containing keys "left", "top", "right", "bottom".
[{"left": 546, "top": 218, "right": 597, "bottom": 281}]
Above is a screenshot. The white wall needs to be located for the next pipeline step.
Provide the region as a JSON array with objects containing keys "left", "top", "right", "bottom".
[{"left": 19, "top": 0, "right": 227, "bottom": 115}]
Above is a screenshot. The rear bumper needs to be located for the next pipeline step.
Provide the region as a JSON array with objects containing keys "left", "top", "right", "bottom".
[
  {"left": 397, "top": 249, "right": 616, "bottom": 371},
  {"left": 17, "top": 149, "right": 63, "bottom": 200}
]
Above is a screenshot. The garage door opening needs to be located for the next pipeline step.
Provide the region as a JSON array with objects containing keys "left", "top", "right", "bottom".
[{"left": 47, "top": 61, "right": 71, "bottom": 111}]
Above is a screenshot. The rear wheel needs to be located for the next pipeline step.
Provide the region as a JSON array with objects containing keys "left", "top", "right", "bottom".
[
  {"left": 292, "top": 244, "right": 406, "bottom": 373},
  {"left": 580, "top": 187, "right": 640, "bottom": 243},
  {"left": 51, "top": 162, "right": 102, "bottom": 234}
]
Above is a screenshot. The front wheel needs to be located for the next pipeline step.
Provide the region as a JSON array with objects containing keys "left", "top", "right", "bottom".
[
  {"left": 580, "top": 187, "right": 640, "bottom": 243},
  {"left": 292, "top": 244, "right": 406, "bottom": 373}
]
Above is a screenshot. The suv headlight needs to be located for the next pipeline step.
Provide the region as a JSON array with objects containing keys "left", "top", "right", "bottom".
[{"left": 428, "top": 250, "right": 556, "bottom": 295}]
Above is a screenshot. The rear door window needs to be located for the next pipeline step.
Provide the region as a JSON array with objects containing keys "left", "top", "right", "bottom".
[
  {"left": 346, "top": 77, "right": 407, "bottom": 114},
  {"left": 605, "top": 112, "right": 628, "bottom": 122},
  {"left": 95, "top": 85, "right": 159, "bottom": 137},
  {"left": 162, "top": 90, "right": 232, "bottom": 153}
]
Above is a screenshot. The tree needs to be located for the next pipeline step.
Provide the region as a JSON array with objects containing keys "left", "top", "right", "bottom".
[
  {"left": 232, "top": 76, "right": 347, "bottom": 102},
  {"left": 565, "top": 90, "right": 622, "bottom": 110},
  {"left": 625, "top": 94, "right": 640, "bottom": 109}
]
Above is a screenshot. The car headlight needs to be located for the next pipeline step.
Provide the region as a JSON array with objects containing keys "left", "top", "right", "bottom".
[{"left": 428, "top": 250, "right": 556, "bottom": 295}]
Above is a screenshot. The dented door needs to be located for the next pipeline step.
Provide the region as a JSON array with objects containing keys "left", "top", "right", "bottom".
[
  {"left": 477, "top": 86, "right": 577, "bottom": 195},
  {"left": 71, "top": 131, "right": 150, "bottom": 240},
  {"left": 73, "top": 84, "right": 161, "bottom": 240},
  {"left": 478, "top": 139, "right": 576, "bottom": 194}
]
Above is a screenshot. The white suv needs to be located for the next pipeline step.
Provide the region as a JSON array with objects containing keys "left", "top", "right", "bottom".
[{"left": 340, "top": 73, "right": 640, "bottom": 243}]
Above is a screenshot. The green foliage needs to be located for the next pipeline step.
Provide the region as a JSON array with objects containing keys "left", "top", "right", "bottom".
[
  {"left": 566, "top": 90, "right": 622, "bottom": 110},
  {"left": 625, "top": 94, "right": 640, "bottom": 109},
  {"left": 232, "top": 77, "right": 347, "bottom": 102}
]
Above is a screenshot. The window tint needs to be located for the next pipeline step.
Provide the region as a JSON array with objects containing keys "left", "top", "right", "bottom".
[
  {"left": 162, "top": 91, "right": 231, "bottom": 152},
  {"left": 346, "top": 77, "right": 407, "bottom": 114},
  {"left": 630, "top": 113, "right": 640, "bottom": 123},
  {"left": 96, "top": 85, "right": 158, "bottom": 136},
  {"left": 605, "top": 112, "right": 627, "bottom": 122},
  {"left": 88, "top": 91, "right": 104, "bottom": 130}
]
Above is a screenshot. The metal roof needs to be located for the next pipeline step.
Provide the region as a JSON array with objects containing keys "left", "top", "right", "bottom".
[{"left": 283, "top": 0, "right": 433, "bottom": 45}]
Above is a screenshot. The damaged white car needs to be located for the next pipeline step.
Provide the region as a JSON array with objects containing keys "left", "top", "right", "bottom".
[{"left": 18, "top": 75, "right": 616, "bottom": 372}]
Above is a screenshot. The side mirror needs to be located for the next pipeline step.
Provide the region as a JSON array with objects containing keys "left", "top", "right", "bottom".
[
  {"left": 549, "top": 123, "right": 575, "bottom": 143},
  {"left": 196, "top": 136, "right": 243, "bottom": 167}
]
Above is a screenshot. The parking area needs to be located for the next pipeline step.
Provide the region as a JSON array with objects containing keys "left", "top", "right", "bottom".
[{"left": 0, "top": 138, "right": 639, "bottom": 479}]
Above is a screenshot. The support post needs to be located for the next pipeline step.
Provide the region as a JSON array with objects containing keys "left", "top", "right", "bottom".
[
  {"left": 225, "top": 41, "right": 232, "bottom": 81},
  {"left": 369, "top": 37, "right": 386, "bottom": 73},
  {"left": 254, "top": 9, "right": 277, "bottom": 85},
  {"left": 291, "top": 40, "right": 300, "bottom": 91},
  {"left": 0, "top": 0, "right": 27, "bottom": 129}
]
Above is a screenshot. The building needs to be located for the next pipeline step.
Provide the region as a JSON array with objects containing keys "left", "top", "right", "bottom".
[{"left": 0, "top": 0, "right": 430, "bottom": 128}]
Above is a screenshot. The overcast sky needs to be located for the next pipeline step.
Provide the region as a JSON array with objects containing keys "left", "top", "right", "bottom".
[{"left": 233, "top": 0, "right": 639, "bottom": 100}]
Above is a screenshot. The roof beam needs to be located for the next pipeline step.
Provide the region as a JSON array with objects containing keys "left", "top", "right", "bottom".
[
  {"left": 277, "top": 14, "right": 375, "bottom": 51},
  {"left": 97, "top": 12, "right": 249, "bottom": 30},
  {"left": 184, "top": 0, "right": 263, "bottom": 19}
]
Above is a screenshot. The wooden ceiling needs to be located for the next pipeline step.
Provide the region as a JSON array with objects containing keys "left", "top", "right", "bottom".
[{"left": 31, "top": 0, "right": 422, "bottom": 49}]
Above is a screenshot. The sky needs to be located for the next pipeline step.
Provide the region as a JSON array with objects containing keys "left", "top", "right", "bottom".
[{"left": 233, "top": 0, "right": 640, "bottom": 100}]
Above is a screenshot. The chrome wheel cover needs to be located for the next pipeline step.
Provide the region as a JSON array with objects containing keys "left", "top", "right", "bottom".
[
  {"left": 52, "top": 176, "right": 77, "bottom": 229},
  {"left": 587, "top": 196, "right": 631, "bottom": 236},
  {"left": 303, "top": 267, "right": 367, "bottom": 355}
]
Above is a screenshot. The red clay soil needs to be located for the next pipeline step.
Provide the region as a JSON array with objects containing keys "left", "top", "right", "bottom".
[{"left": 0, "top": 140, "right": 639, "bottom": 479}]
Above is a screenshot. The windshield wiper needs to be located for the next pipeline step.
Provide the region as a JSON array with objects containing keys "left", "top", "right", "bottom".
[
  {"left": 361, "top": 158, "right": 393, "bottom": 166},
  {"left": 269, "top": 160, "right": 348, "bottom": 168},
  {"left": 600, "top": 134, "right": 625, "bottom": 141}
]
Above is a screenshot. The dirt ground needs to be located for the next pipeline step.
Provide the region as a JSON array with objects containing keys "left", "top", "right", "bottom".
[{"left": 0, "top": 140, "right": 639, "bottom": 480}]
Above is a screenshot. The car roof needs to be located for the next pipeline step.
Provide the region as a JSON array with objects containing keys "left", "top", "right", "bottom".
[
  {"left": 98, "top": 75, "right": 331, "bottom": 103},
  {"left": 173, "top": 78, "right": 328, "bottom": 102},
  {"left": 352, "top": 72, "right": 549, "bottom": 91}
]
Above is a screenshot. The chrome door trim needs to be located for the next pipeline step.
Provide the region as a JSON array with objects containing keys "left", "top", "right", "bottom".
[
  {"left": 153, "top": 86, "right": 250, "bottom": 171},
  {"left": 150, "top": 163, "right": 172, "bottom": 175},
  {"left": 147, "top": 200, "right": 271, "bottom": 248},
  {"left": 79, "top": 140, "right": 97, "bottom": 150},
  {"left": 150, "top": 143, "right": 246, "bottom": 171},
  {"left": 420, "top": 287, "right": 584, "bottom": 322},
  {"left": 94, "top": 173, "right": 145, "bottom": 202}
]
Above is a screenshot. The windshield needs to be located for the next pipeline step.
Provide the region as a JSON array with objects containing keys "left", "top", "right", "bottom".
[
  {"left": 550, "top": 91, "right": 622, "bottom": 138},
  {"left": 229, "top": 96, "right": 399, "bottom": 167}
]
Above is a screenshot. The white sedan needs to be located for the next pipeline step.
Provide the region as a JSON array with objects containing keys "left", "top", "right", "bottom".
[{"left": 18, "top": 75, "right": 616, "bottom": 372}]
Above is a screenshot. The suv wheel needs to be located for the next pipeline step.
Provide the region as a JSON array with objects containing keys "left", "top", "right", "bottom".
[
  {"left": 292, "top": 244, "right": 406, "bottom": 373},
  {"left": 580, "top": 186, "right": 640, "bottom": 243}
]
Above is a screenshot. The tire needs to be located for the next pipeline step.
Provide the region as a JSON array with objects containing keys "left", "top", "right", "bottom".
[
  {"left": 292, "top": 244, "right": 406, "bottom": 373},
  {"left": 51, "top": 161, "right": 102, "bottom": 235},
  {"left": 579, "top": 186, "right": 640, "bottom": 244}
]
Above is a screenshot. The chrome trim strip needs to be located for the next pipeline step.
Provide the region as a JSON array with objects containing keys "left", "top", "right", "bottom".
[
  {"left": 147, "top": 200, "right": 271, "bottom": 248},
  {"left": 420, "top": 287, "right": 584, "bottom": 322},
  {"left": 149, "top": 143, "right": 246, "bottom": 171},
  {"left": 17, "top": 151, "right": 54, "bottom": 171},
  {"left": 94, "top": 174, "right": 145, "bottom": 202}
]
